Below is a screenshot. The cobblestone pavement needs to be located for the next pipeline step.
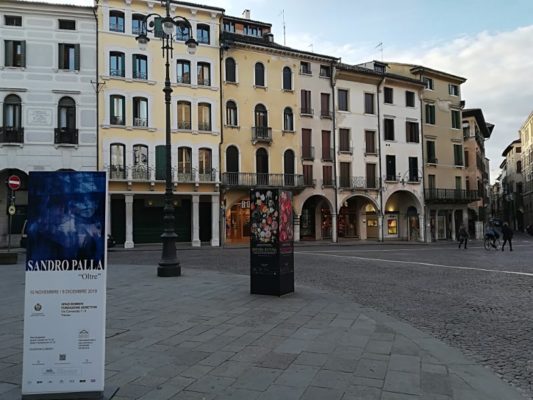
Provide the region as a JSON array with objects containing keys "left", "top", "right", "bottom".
[{"left": 109, "top": 235, "right": 533, "bottom": 398}]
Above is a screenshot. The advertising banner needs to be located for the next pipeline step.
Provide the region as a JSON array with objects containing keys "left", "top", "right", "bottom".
[
  {"left": 250, "top": 189, "right": 294, "bottom": 296},
  {"left": 22, "top": 171, "right": 107, "bottom": 398}
]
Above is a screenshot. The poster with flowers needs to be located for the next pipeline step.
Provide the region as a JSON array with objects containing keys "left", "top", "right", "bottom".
[
  {"left": 250, "top": 190, "right": 278, "bottom": 246},
  {"left": 278, "top": 191, "right": 293, "bottom": 243}
]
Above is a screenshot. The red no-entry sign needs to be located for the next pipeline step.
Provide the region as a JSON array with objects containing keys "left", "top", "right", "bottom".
[{"left": 7, "top": 175, "right": 21, "bottom": 191}]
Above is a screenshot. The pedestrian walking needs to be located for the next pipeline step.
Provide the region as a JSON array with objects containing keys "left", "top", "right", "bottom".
[
  {"left": 458, "top": 224, "right": 469, "bottom": 249},
  {"left": 501, "top": 222, "right": 513, "bottom": 251}
]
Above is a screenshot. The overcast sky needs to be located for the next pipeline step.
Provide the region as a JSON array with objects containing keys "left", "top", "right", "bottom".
[{"left": 27, "top": 0, "right": 533, "bottom": 181}]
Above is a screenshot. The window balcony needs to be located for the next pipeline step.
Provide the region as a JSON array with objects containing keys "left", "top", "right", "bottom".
[
  {"left": 133, "top": 71, "right": 147, "bottom": 80},
  {"left": 424, "top": 189, "right": 480, "bottom": 204},
  {"left": 304, "top": 177, "right": 316, "bottom": 187},
  {"left": 338, "top": 146, "right": 353, "bottom": 154},
  {"left": 107, "top": 165, "right": 126, "bottom": 180},
  {"left": 198, "top": 122, "right": 212, "bottom": 132},
  {"left": 178, "top": 121, "right": 192, "bottom": 130},
  {"left": 252, "top": 127, "right": 272, "bottom": 143},
  {"left": 110, "top": 68, "right": 124, "bottom": 77},
  {"left": 300, "top": 107, "right": 314, "bottom": 116},
  {"left": 340, "top": 176, "right": 378, "bottom": 190},
  {"left": 0, "top": 127, "right": 24, "bottom": 144},
  {"left": 109, "top": 22, "right": 124, "bottom": 32},
  {"left": 320, "top": 110, "right": 333, "bottom": 119},
  {"left": 301, "top": 146, "right": 315, "bottom": 161},
  {"left": 221, "top": 172, "right": 304, "bottom": 189},
  {"left": 199, "top": 168, "right": 217, "bottom": 182},
  {"left": 130, "top": 165, "right": 151, "bottom": 180},
  {"left": 177, "top": 76, "right": 191, "bottom": 84},
  {"left": 197, "top": 77, "right": 211, "bottom": 86},
  {"left": 321, "top": 178, "right": 334, "bottom": 188},
  {"left": 54, "top": 127, "right": 78, "bottom": 145},
  {"left": 322, "top": 148, "right": 334, "bottom": 162},
  {"left": 110, "top": 116, "right": 124, "bottom": 126},
  {"left": 171, "top": 167, "right": 195, "bottom": 183},
  {"left": 133, "top": 118, "right": 148, "bottom": 127}
]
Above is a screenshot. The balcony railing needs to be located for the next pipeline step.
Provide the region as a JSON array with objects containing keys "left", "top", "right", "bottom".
[
  {"left": 133, "top": 118, "right": 148, "bottom": 127},
  {"left": 321, "top": 178, "right": 334, "bottom": 188},
  {"left": 252, "top": 127, "right": 272, "bottom": 143},
  {"left": 197, "top": 77, "right": 211, "bottom": 86},
  {"left": 198, "top": 122, "right": 212, "bottom": 132},
  {"left": 301, "top": 146, "right": 314, "bottom": 161},
  {"left": 221, "top": 172, "right": 304, "bottom": 189},
  {"left": 178, "top": 121, "right": 192, "bottom": 130},
  {"left": 338, "top": 146, "right": 353, "bottom": 154},
  {"left": 54, "top": 128, "right": 78, "bottom": 145},
  {"left": 304, "top": 178, "right": 316, "bottom": 187},
  {"left": 108, "top": 165, "right": 126, "bottom": 180},
  {"left": 173, "top": 168, "right": 195, "bottom": 183},
  {"left": 130, "top": 165, "right": 151, "bottom": 180},
  {"left": 0, "top": 127, "right": 24, "bottom": 143},
  {"left": 339, "top": 176, "right": 378, "bottom": 190},
  {"left": 300, "top": 107, "right": 314, "bottom": 116},
  {"left": 425, "top": 189, "right": 480, "bottom": 203},
  {"left": 199, "top": 168, "right": 217, "bottom": 182},
  {"left": 322, "top": 147, "right": 334, "bottom": 161},
  {"left": 177, "top": 76, "right": 191, "bottom": 84},
  {"left": 110, "top": 68, "right": 124, "bottom": 77},
  {"left": 133, "top": 71, "right": 147, "bottom": 80},
  {"left": 320, "top": 110, "right": 333, "bottom": 119}
]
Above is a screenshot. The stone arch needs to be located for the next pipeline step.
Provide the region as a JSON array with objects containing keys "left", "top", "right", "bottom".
[
  {"left": 337, "top": 194, "right": 380, "bottom": 240},
  {"left": 299, "top": 195, "right": 334, "bottom": 241}
]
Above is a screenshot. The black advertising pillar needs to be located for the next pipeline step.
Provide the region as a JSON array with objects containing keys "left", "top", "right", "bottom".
[{"left": 250, "top": 189, "right": 294, "bottom": 296}]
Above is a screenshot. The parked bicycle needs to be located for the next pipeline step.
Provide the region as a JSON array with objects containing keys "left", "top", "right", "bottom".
[{"left": 484, "top": 234, "right": 500, "bottom": 250}]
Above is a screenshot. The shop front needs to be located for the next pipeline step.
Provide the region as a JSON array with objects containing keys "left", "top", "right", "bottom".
[
  {"left": 225, "top": 198, "right": 251, "bottom": 244},
  {"left": 300, "top": 195, "right": 332, "bottom": 241}
]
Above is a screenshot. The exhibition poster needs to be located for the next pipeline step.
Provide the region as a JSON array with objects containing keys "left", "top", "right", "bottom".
[{"left": 22, "top": 171, "right": 107, "bottom": 398}]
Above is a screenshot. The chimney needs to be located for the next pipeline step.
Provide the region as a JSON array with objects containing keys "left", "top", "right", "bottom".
[{"left": 242, "top": 9, "right": 250, "bottom": 19}]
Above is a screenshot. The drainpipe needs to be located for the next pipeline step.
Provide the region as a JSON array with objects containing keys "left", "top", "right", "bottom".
[
  {"left": 92, "top": 3, "right": 99, "bottom": 170},
  {"left": 376, "top": 73, "right": 385, "bottom": 242},
  {"left": 419, "top": 87, "right": 427, "bottom": 242},
  {"left": 330, "top": 60, "right": 339, "bottom": 243}
]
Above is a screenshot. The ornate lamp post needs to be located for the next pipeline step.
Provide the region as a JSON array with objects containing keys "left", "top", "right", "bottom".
[{"left": 136, "top": 1, "right": 198, "bottom": 277}]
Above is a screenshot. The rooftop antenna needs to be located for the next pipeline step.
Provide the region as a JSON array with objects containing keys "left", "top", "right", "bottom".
[
  {"left": 279, "top": 10, "right": 286, "bottom": 45},
  {"left": 375, "top": 42, "right": 383, "bottom": 61}
]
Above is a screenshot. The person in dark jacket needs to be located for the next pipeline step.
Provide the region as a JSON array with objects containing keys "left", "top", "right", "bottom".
[
  {"left": 501, "top": 222, "right": 513, "bottom": 251},
  {"left": 458, "top": 224, "right": 469, "bottom": 249}
]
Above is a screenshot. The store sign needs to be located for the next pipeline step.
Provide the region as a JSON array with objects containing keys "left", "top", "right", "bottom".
[
  {"left": 241, "top": 199, "right": 250, "bottom": 209},
  {"left": 22, "top": 171, "right": 107, "bottom": 398}
]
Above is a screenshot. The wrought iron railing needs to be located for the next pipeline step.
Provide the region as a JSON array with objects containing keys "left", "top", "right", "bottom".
[
  {"left": 54, "top": 128, "right": 78, "bottom": 145},
  {"left": 0, "top": 127, "right": 24, "bottom": 143},
  {"left": 178, "top": 121, "right": 192, "bottom": 130},
  {"left": 301, "top": 146, "right": 314, "bottom": 161},
  {"left": 198, "top": 168, "right": 217, "bottom": 182},
  {"left": 322, "top": 147, "right": 334, "bottom": 161},
  {"left": 300, "top": 107, "right": 314, "bottom": 115},
  {"left": 252, "top": 127, "right": 272, "bottom": 142},
  {"left": 133, "top": 118, "right": 148, "bottom": 127},
  {"left": 130, "top": 165, "right": 151, "bottom": 180},
  {"left": 425, "top": 189, "right": 480, "bottom": 203},
  {"left": 339, "top": 176, "right": 378, "bottom": 190},
  {"left": 221, "top": 172, "right": 304, "bottom": 188}
]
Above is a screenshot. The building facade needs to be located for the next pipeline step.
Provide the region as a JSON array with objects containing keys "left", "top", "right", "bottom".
[
  {"left": 501, "top": 139, "right": 523, "bottom": 230},
  {"left": 520, "top": 111, "right": 533, "bottom": 229},
  {"left": 0, "top": 0, "right": 97, "bottom": 246},
  {"left": 98, "top": 0, "right": 223, "bottom": 247}
]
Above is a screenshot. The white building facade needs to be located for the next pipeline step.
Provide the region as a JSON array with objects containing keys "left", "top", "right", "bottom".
[{"left": 0, "top": 0, "right": 97, "bottom": 246}]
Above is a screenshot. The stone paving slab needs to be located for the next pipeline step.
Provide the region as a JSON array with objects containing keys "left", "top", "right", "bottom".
[{"left": 0, "top": 263, "right": 528, "bottom": 400}]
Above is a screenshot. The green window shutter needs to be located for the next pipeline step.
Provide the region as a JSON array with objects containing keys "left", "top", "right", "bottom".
[
  {"left": 132, "top": 55, "right": 137, "bottom": 76},
  {"left": 155, "top": 145, "right": 166, "bottom": 180},
  {"left": 5, "top": 41, "right": 13, "bottom": 66},
  {"left": 74, "top": 44, "right": 80, "bottom": 70},
  {"left": 154, "top": 17, "right": 164, "bottom": 38},
  {"left": 20, "top": 41, "right": 26, "bottom": 67},
  {"left": 58, "top": 43, "right": 64, "bottom": 69}
]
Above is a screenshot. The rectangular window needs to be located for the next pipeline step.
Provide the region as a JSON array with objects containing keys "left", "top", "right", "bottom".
[
  {"left": 453, "top": 144, "right": 463, "bottom": 166},
  {"left": 177, "top": 60, "right": 191, "bottom": 84},
  {"left": 455, "top": 176, "right": 462, "bottom": 190},
  {"left": 320, "top": 93, "right": 331, "bottom": 117},
  {"left": 303, "top": 165, "right": 314, "bottom": 186},
  {"left": 365, "top": 130, "right": 376, "bottom": 154},
  {"left": 464, "top": 150, "right": 469, "bottom": 167},
  {"left": 109, "top": 52, "right": 125, "bottom": 76},
  {"left": 386, "top": 155, "right": 396, "bottom": 181},
  {"left": 321, "top": 130, "right": 331, "bottom": 161},
  {"left": 426, "top": 141, "right": 436, "bottom": 163},
  {"left": 133, "top": 97, "right": 148, "bottom": 127},
  {"left": 4, "top": 40, "right": 26, "bottom": 67},
  {"left": 340, "top": 162, "right": 351, "bottom": 188},
  {"left": 406, "top": 121, "right": 419, "bottom": 143},
  {"left": 428, "top": 174, "right": 436, "bottom": 189},
  {"left": 517, "top": 160, "right": 522, "bottom": 173},
  {"left": 198, "top": 103, "right": 211, "bottom": 131},
  {"left": 449, "top": 84, "right": 459, "bottom": 96},
  {"left": 451, "top": 110, "right": 461, "bottom": 129},
  {"left": 300, "top": 61, "right": 311, "bottom": 74},
  {"left": 319, "top": 65, "right": 331, "bottom": 77},
  {"left": 301, "top": 128, "right": 313, "bottom": 160},
  {"left": 364, "top": 93, "right": 374, "bottom": 114},
  {"left": 5, "top": 16, "right": 22, "bottom": 26},
  {"left": 223, "top": 21, "right": 235, "bottom": 32},
  {"left": 423, "top": 76, "right": 434, "bottom": 90},
  {"left": 405, "top": 91, "right": 415, "bottom": 107},
  {"left": 384, "top": 118, "right": 394, "bottom": 141},
  {"left": 339, "top": 128, "right": 351, "bottom": 152},
  {"left": 110, "top": 95, "right": 125, "bottom": 125},
  {"left": 338, "top": 89, "right": 349, "bottom": 111},
  {"left": 384, "top": 87, "right": 393, "bottom": 104},
  {"left": 132, "top": 54, "right": 148, "bottom": 80},
  {"left": 322, "top": 165, "right": 333, "bottom": 186},
  {"left": 301, "top": 90, "right": 312, "bottom": 115},
  {"left": 197, "top": 62, "right": 211, "bottom": 86},
  {"left": 178, "top": 101, "right": 191, "bottom": 129},
  {"left": 408, "top": 157, "right": 418, "bottom": 182},
  {"left": 197, "top": 25, "right": 210, "bottom": 44},
  {"left": 425, "top": 103, "right": 435, "bottom": 125},
  {"left": 366, "top": 164, "right": 376, "bottom": 188},
  {"left": 59, "top": 19, "right": 76, "bottom": 30},
  {"left": 59, "top": 43, "right": 80, "bottom": 70}
]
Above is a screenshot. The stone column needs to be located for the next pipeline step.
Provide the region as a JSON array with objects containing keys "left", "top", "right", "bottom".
[
  {"left": 192, "top": 195, "right": 201, "bottom": 247},
  {"left": 419, "top": 214, "right": 426, "bottom": 242},
  {"left": 378, "top": 214, "right": 384, "bottom": 242},
  {"left": 211, "top": 194, "right": 220, "bottom": 247},
  {"left": 451, "top": 210, "right": 457, "bottom": 241},
  {"left": 107, "top": 194, "right": 112, "bottom": 238},
  {"left": 293, "top": 214, "right": 300, "bottom": 242},
  {"left": 124, "top": 194, "right": 134, "bottom": 249},
  {"left": 331, "top": 213, "right": 338, "bottom": 243}
]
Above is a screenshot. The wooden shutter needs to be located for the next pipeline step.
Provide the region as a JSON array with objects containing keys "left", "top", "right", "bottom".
[
  {"left": 20, "top": 41, "right": 26, "bottom": 67},
  {"left": 5, "top": 41, "right": 13, "bottom": 66},
  {"left": 74, "top": 44, "right": 80, "bottom": 71},
  {"left": 155, "top": 145, "right": 166, "bottom": 180},
  {"left": 322, "top": 130, "right": 330, "bottom": 159},
  {"left": 366, "top": 164, "right": 376, "bottom": 188},
  {"left": 58, "top": 43, "right": 64, "bottom": 69}
]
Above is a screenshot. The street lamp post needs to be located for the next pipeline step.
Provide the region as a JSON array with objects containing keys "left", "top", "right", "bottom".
[{"left": 136, "top": 1, "right": 198, "bottom": 277}]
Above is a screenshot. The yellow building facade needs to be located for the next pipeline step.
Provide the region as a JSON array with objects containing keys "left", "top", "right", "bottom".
[{"left": 97, "top": 0, "right": 223, "bottom": 247}]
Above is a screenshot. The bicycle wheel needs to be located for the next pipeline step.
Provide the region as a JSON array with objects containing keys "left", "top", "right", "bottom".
[
  {"left": 484, "top": 238, "right": 491, "bottom": 250},
  {"left": 494, "top": 239, "right": 501, "bottom": 250}
]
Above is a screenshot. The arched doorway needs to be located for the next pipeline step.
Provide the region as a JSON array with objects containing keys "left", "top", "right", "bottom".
[
  {"left": 256, "top": 148, "right": 268, "bottom": 185},
  {"left": 300, "top": 195, "right": 332, "bottom": 240},
  {"left": 225, "top": 198, "right": 250, "bottom": 243},
  {"left": 337, "top": 195, "right": 378, "bottom": 240},
  {"left": 384, "top": 190, "right": 422, "bottom": 240},
  {"left": 226, "top": 145, "right": 239, "bottom": 185},
  {"left": 284, "top": 149, "right": 295, "bottom": 186}
]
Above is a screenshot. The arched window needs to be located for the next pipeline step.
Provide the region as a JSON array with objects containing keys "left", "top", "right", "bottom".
[
  {"left": 283, "top": 107, "right": 294, "bottom": 131},
  {"left": 283, "top": 66, "right": 292, "bottom": 90},
  {"left": 133, "top": 97, "right": 148, "bottom": 127},
  {"left": 3, "top": 94, "right": 22, "bottom": 142},
  {"left": 196, "top": 24, "right": 210, "bottom": 44},
  {"left": 132, "top": 144, "right": 148, "bottom": 179},
  {"left": 198, "top": 103, "right": 211, "bottom": 131},
  {"left": 176, "top": 59, "right": 191, "bottom": 84},
  {"left": 256, "top": 148, "right": 269, "bottom": 185},
  {"left": 284, "top": 149, "right": 295, "bottom": 186},
  {"left": 225, "top": 57, "right": 236, "bottom": 83},
  {"left": 109, "top": 11, "right": 124, "bottom": 32},
  {"left": 58, "top": 96, "right": 76, "bottom": 130},
  {"left": 254, "top": 104, "right": 268, "bottom": 141},
  {"left": 110, "top": 51, "right": 125, "bottom": 77},
  {"left": 226, "top": 145, "right": 239, "bottom": 185},
  {"left": 226, "top": 100, "right": 237, "bottom": 126},
  {"left": 110, "top": 143, "right": 125, "bottom": 179},
  {"left": 177, "top": 101, "right": 191, "bottom": 129},
  {"left": 199, "top": 148, "right": 212, "bottom": 180},
  {"left": 255, "top": 62, "right": 265, "bottom": 86}
]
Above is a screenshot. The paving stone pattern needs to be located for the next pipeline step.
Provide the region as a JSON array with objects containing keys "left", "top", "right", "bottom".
[{"left": 0, "top": 261, "right": 527, "bottom": 399}]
